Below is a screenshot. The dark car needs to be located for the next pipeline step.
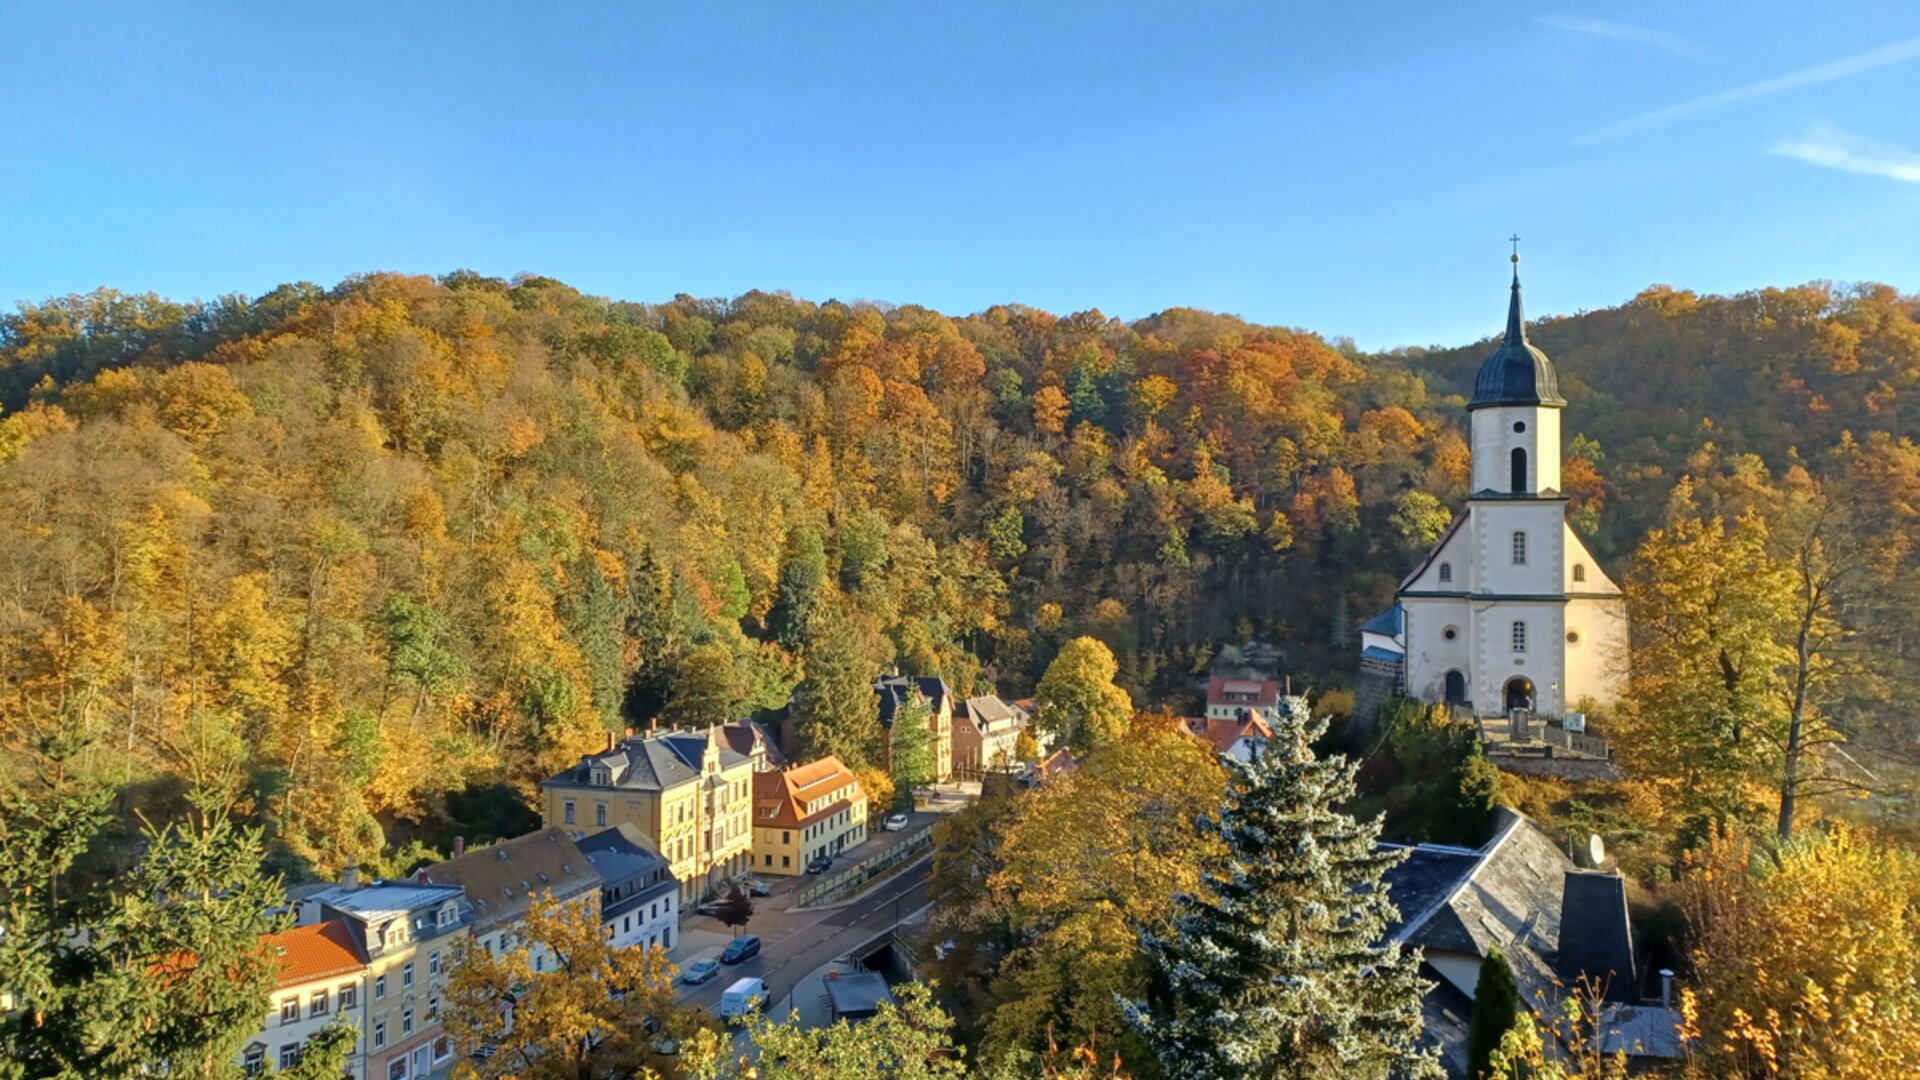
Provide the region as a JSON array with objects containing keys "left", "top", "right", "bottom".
[
  {"left": 719, "top": 935, "right": 761, "bottom": 964},
  {"left": 805, "top": 854, "right": 834, "bottom": 875}
]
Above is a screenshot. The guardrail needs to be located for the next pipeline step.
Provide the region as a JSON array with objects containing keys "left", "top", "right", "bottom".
[
  {"left": 1540, "top": 724, "right": 1611, "bottom": 760},
  {"left": 795, "top": 825, "right": 935, "bottom": 908}
]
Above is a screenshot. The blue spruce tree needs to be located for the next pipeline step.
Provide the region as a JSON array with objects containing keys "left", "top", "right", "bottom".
[{"left": 1123, "top": 697, "right": 1444, "bottom": 1079}]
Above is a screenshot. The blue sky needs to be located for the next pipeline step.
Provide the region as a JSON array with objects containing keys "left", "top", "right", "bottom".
[{"left": 3, "top": 2, "right": 1916, "bottom": 350}]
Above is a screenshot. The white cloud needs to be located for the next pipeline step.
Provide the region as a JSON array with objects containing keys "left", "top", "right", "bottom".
[
  {"left": 1772, "top": 122, "right": 1920, "bottom": 183},
  {"left": 1537, "top": 14, "right": 1696, "bottom": 58},
  {"left": 1574, "top": 35, "right": 1920, "bottom": 145}
]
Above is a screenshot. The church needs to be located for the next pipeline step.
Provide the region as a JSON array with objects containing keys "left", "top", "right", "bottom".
[{"left": 1361, "top": 256, "right": 1627, "bottom": 719}]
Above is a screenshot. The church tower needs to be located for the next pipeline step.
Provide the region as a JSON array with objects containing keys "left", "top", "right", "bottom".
[{"left": 1360, "top": 252, "right": 1628, "bottom": 720}]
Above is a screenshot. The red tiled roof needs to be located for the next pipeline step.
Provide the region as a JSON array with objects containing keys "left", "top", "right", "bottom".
[
  {"left": 264, "top": 921, "right": 367, "bottom": 988},
  {"left": 753, "top": 756, "right": 864, "bottom": 829},
  {"left": 1182, "top": 714, "right": 1274, "bottom": 755},
  {"left": 1206, "top": 677, "right": 1279, "bottom": 707}
]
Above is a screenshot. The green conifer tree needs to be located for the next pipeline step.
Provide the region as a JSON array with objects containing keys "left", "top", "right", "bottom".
[
  {"left": 1465, "top": 946, "right": 1520, "bottom": 1080},
  {"left": 1123, "top": 697, "right": 1443, "bottom": 1080}
]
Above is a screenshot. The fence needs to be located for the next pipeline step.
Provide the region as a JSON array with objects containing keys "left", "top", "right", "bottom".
[
  {"left": 1539, "top": 723, "right": 1612, "bottom": 760},
  {"left": 795, "top": 825, "right": 935, "bottom": 908}
]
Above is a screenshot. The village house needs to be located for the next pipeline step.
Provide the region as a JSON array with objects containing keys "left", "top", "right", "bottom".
[
  {"left": 1204, "top": 675, "right": 1284, "bottom": 724},
  {"left": 240, "top": 921, "right": 370, "bottom": 1078},
  {"left": 415, "top": 829, "right": 603, "bottom": 975},
  {"left": 1181, "top": 711, "right": 1274, "bottom": 762},
  {"left": 874, "top": 674, "right": 953, "bottom": 782},
  {"left": 1381, "top": 808, "right": 1672, "bottom": 1076},
  {"left": 952, "top": 694, "right": 1030, "bottom": 775},
  {"left": 539, "top": 726, "right": 756, "bottom": 904},
  {"left": 751, "top": 755, "right": 868, "bottom": 876},
  {"left": 299, "top": 872, "right": 468, "bottom": 1080},
  {"left": 577, "top": 823, "right": 680, "bottom": 952}
]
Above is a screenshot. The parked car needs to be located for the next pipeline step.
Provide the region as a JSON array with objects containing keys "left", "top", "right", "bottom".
[
  {"left": 744, "top": 877, "right": 772, "bottom": 897},
  {"left": 695, "top": 900, "right": 725, "bottom": 917},
  {"left": 805, "top": 854, "right": 834, "bottom": 875},
  {"left": 680, "top": 958, "right": 721, "bottom": 985},
  {"left": 720, "top": 935, "right": 762, "bottom": 964},
  {"left": 883, "top": 812, "right": 910, "bottom": 832}
]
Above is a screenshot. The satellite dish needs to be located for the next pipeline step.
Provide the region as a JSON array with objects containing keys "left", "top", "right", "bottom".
[{"left": 1580, "top": 833, "right": 1607, "bottom": 869}]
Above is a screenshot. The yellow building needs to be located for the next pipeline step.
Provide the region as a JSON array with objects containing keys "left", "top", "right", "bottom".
[
  {"left": 540, "top": 727, "right": 755, "bottom": 904},
  {"left": 874, "top": 675, "right": 953, "bottom": 783},
  {"left": 751, "top": 756, "right": 868, "bottom": 876},
  {"left": 301, "top": 871, "right": 468, "bottom": 1080}
]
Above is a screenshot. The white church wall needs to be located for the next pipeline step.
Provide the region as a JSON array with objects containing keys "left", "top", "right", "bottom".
[
  {"left": 1402, "top": 597, "right": 1474, "bottom": 706},
  {"left": 1470, "top": 405, "right": 1561, "bottom": 494},
  {"left": 1468, "top": 501, "right": 1566, "bottom": 597},
  {"left": 1472, "top": 599, "right": 1567, "bottom": 716},
  {"left": 1564, "top": 596, "right": 1628, "bottom": 707}
]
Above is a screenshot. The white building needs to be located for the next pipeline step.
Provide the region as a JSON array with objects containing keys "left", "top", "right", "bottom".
[
  {"left": 1365, "top": 258, "right": 1628, "bottom": 718},
  {"left": 240, "top": 921, "right": 370, "bottom": 1078}
]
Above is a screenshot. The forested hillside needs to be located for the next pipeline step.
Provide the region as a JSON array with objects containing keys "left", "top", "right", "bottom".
[{"left": 3, "top": 272, "right": 1916, "bottom": 874}]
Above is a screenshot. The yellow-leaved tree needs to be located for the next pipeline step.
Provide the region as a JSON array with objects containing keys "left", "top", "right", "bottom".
[{"left": 445, "top": 891, "right": 693, "bottom": 1080}]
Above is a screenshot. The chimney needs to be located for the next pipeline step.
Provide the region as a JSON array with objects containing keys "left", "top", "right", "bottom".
[
  {"left": 453, "top": 836, "right": 465, "bottom": 858},
  {"left": 605, "top": 730, "right": 617, "bottom": 752},
  {"left": 341, "top": 860, "right": 361, "bottom": 892},
  {"left": 1659, "top": 969, "right": 1674, "bottom": 1009},
  {"left": 624, "top": 726, "right": 635, "bottom": 739}
]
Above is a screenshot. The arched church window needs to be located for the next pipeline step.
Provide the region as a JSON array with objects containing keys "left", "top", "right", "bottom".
[
  {"left": 1511, "top": 621, "right": 1527, "bottom": 652},
  {"left": 1511, "top": 447, "right": 1527, "bottom": 494},
  {"left": 1438, "top": 562, "right": 1452, "bottom": 583},
  {"left": 1511, "top": 531, "right": 1527, "bottom": 565},
  {"left": 1572, "top": 563, "right": 1586, "bottom": 583}
]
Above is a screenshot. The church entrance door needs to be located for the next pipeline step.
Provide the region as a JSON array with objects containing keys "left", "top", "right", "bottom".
[
  {"left": 1444, "top": 670, "right": 1467, "bottom": 706},
  {"left": 1504, "top": 676, "right": 1535, "bottom": 713}
]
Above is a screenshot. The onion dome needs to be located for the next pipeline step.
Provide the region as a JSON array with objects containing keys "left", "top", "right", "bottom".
[{"left": 1468, "top": 257, "right": 1565, "bottom": 410}]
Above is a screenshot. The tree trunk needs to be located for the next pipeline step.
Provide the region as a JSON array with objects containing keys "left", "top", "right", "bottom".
[{"left": 1777, "top": 579, "right": 1819, "bottom": 840}]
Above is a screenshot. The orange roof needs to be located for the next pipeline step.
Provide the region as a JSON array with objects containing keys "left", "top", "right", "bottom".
[
  {"left": 1182, "top": 714, "right": 1274, "bottom": 755},
  {"left": 753, "top": 755, "right": 865, "bottom": 829},
  {"left": 264, "top": 920, "right": 367, "bottom": 988}
]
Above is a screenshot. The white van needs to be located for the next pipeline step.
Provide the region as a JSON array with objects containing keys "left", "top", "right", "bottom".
[{"left": 718, "top": 977, "right": 767, "bottom": 1020}]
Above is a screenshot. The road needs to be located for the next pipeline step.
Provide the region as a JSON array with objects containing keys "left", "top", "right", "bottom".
[{"left": 674, "top": 857, "right": 932, "bottom": 1017}]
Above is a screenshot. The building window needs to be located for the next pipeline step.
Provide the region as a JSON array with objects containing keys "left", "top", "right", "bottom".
[
  {"left": 1567, "top": 630, "right": 1581, "bottom": 644},
  {"left": 1443, "top": 627, "right": 1458, "bottom": 641},
  {"left": 402, "top": 1008, "right": 414, "bottom": 1036},
  {"left": 1511, "top": 531, "right": 1527, "bottom": 565},
  {"left": 279, "top": 1043, "right": 300, "bottom": 1070},
  {"left": 1512, "top": 621, "right": 1528, "bottom": 652},
  {"left": 280, "top": 998, "right": 300, "bottom": 1025},
  {"left": 388, "top": 1059, "right": 407, "bottom": 1080},
  {"left": 427, "top": 995, "right": 439, "bottom": 1022},
  {"left": 429, "top": 950, "right": 441, "bottom": 977},
  {"left": 1572, "top": 563, "right": 1586, "bottom": 583},
  {"left": 373, "top": 1019, "right": 386, "bottom": 1049},
  {"left": 1511, "top": 447, "right": 1528, "bottom": 494},
  {"left": 595, "top": 802, "right": 607, "bottom": 827},
  {"left": 434, "top": 1036, "right": 453, "bottom": 1064},
  {"left": 339, "top": 983, "right": 357, "bottom": 1010},
  {"left": 1438, "top": 562, "right": 1451, "bottom": 583},
  {"left": 309, "top": 989, "right": 328, "bottom": 1016},
  {"left": 375, "top": 974, "right": 386, "bottom": 999},
  {"left": 243, "top": 1045, "right": 266, "bottom": 1075},
  {"left": 564, "top": 800, "right": 576, "bottom": 825},
  {"left": 782, "top": 855, "right": 790, "bottom": 868},
  {"left": 403, "top": 962, "right": 414, "bottom": 988}
]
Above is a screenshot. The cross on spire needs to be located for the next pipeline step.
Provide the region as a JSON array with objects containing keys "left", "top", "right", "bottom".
[{"left": 1509, "top": 233, "right": 1522, "bottom": 262}]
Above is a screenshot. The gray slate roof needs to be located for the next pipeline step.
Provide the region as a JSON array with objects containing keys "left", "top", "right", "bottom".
[
  {"left": 543, "top": 729, "right": 749, "bottom": 792},
  {"left": 875, "top": 675, "right": 949, "bottom": 727},
  {"left": 1384, "top": 809, "right": 1640, "bottom": 1016},
  {"left": 577, "top": 823, "right": 677, "bottom": 919}
]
